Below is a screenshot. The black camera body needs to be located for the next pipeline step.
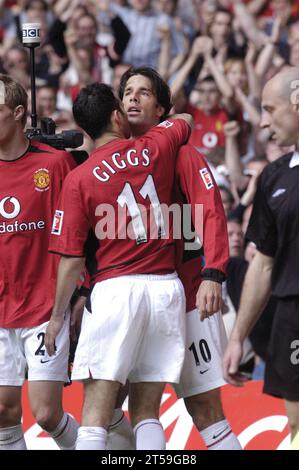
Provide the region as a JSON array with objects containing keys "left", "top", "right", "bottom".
[{"left": 26, "top": 117, "right": 84, "bottom": 150}]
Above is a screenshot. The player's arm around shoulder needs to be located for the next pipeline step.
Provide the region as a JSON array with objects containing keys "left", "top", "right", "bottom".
[
  {"left": 175, "top": 145, "right": 227, "bottom": 320},
  {"left": 170, "top": 112, "right": 194, "bottom": 129},
  {"left": 143, "top": 114, "right": 193, "bottom": 159}
]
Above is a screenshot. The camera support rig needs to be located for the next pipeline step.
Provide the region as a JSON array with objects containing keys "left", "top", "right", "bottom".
[{"left": 22, "top": 23, "right": 84, "bottom": 151}]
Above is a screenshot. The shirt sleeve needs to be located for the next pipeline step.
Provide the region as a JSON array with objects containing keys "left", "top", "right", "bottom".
[
  {"left": 55, "top": 150, "right": 77, "bottom": 183},
  {"left": 49, "top": 173, "right": 90, "bottom": 257},
  {"left": 246, "top": 172, "right": 277, "bottom": 257},
  {"left": 144, "top": 119, "right": 191, "bottom": 160},
  {"left": 175, "top": 145, "right": 229, "bottom": 280}
]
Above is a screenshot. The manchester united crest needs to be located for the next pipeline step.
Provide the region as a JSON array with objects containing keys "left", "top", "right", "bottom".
[{"left": 34, "top": 169, "right": 50, "bottom": 191}]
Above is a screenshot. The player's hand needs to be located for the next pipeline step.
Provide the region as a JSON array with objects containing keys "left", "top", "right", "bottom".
[
  {"left": 70, "top": 295, "right": 86, "bottom": 341},
  {"left": 45, "top": 315, "right": 64, "bottom": 356},
  {"left": 223, "top": 339, "right": 248, "bottom": 386},
  {"left": 196, "top": 280, "right": 223, "bottom": 320}
]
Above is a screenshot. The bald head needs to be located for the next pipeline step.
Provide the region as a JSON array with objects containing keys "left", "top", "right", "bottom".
[
  {"left": 263, "top": 67, "right": 299, "bottom": 102},
  {"left": 261, "top": 67, "right": 299, "bottom": 147}
]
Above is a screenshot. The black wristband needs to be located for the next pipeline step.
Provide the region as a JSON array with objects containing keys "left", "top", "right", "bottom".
[
  {"left": 78, "top": 286, "right": 90, "bottom": 297},
  {"left": 201, "top": 268, "right": 226, "bottom": 284}
]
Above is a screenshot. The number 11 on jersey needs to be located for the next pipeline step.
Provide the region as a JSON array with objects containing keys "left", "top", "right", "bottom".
[{"left": 117, "top": 174, "right": 166, "bottom": 245}]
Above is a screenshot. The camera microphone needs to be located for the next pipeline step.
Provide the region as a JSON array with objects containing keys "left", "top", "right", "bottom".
[
  {"left": 22, "top": 23, "right": 41, "bottom": 48},
  {"left": 22, "top": 23, "right": 41, "bottom": 128}
]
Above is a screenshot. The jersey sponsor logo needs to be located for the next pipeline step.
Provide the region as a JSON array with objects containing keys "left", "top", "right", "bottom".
[
  {"left": 51, "top": 210, "right": 64, "bottom": 235},
  {"left": 158, "top": 120, "right": 173, "bottom": 129},
  {"left": 0, "top": 196, "right": 46, "bottom": 233},
  {"left": 34, "top": 168, "right": 50, "bottom": 191},
  {"left": 272, "top": 188, "right": 286, "bottom": 198},
  {"left": 202, "top": 132, "right": 218, "bottom": 149},
  {"left": 0, "top": 196, "right": 20, "bottom": 219},
  {"left": 199, "top": 168, "right": 214, "bottom": 190}
]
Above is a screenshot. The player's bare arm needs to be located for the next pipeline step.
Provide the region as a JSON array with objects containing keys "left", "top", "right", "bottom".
[{"left": 45, "top": 256, "right": 85, "bottom": 356}]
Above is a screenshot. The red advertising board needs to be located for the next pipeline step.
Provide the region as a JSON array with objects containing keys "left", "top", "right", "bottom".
[{"left": 21, "top": 381, "right": 290, "bottom": 450}]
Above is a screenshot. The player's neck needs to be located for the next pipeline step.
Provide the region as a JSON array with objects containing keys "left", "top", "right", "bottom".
[
  {"left": 130, "top": 124, "right": 154, "bottom": 139},
  {"left": 94, "top": 130, "right": 124, "bottom": 149},
  {"left": 0, "top": 133, "right": 29, "bottom": 161}
]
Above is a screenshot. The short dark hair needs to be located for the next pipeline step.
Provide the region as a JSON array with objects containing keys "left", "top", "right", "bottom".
[
  {"left": 72, "top": 83, "right": 122, "bottom": 140},
  {"left": 24, "top": 0, "right": 48, "bottom": 11},
  {"left": 78, "top": 13, "right": 98, "bottom": 31},
  {"left": 118, "top": 66, "right": 172, "bottom": 121},
  {"left": 214, "top": 7, "right": 232, "bottom": 21},
  {"left": 197, "top": 75, "right": 217, "bottom": 87},
  {"left": 37, "top": 84, "right": 58, "bottom": 94}
]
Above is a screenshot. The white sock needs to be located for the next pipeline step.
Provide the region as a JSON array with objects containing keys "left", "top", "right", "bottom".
[
  {"left": 76, "top": 426, "right": 107, "bottom": 450},
  {"left": 48, "top": 413, "right": 79, "bottom": 450},
  {"left": 134, "top": 419, "right": 165, "bottom": 450},
  {"left": 0, "top": 424, "right": 27, "bottom": 450},
  {"left": 106, "top": 408, "right": 135, "bottom": 450},
  {"left": 200, "top": 419, "right": 242, "bottom": 450}
]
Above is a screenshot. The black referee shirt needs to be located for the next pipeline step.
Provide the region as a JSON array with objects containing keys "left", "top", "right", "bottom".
[{"left": 246, "top": 151, "right": 299, "bottom": 298}]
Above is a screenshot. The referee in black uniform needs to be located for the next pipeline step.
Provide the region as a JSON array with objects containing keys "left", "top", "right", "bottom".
[{"left": 223, "top": 66, "right": 299, "bottom": 443}]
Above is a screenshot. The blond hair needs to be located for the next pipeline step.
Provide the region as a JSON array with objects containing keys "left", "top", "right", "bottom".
[{"left": 0, "top": 74, "right": 28, "bottom": 126}]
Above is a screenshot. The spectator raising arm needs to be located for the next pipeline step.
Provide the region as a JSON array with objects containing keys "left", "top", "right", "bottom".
[
  {"left": 223, "top": 120, "right": 248, "bottom": 192},
  {"left": 171, "top": 36, "right": 206, "bottom": 103},
  {"left": 255, "top": 16, "right": 285, "bottom": 79}
]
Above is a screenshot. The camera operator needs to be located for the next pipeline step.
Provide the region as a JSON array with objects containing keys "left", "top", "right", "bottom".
[
  {"left": 0, "top": 74, "right": 79, "bottom": 450},
  {"left": 36, "top": 84, "right": 74, "bottom": 132}
]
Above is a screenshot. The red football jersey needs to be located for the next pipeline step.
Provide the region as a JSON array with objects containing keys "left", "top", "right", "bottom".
[
  {"left": 0, "top": 141, "right": 76, "bottom": 328},
  {"left": 175, "top": 144, "right": 229, "bottom": 312},
  {"left": 49, "top": 119, "right": 190, "bottom": 284},
  {"left": 186, "top": 103, "right": 229, "bottom": 155}
]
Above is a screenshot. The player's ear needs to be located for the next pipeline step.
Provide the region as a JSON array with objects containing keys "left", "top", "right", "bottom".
[
  {"left": 112, "top": 109, "right": 127, "bottom": 135},
  {"left": 14, "top": 105, "right": 25, "bottom": 123},
  {"left": 113, "top": 109, "right": 122, "bottom": 127},
  {"left": 156, "top": 104, "right": 165, "bottom": 119}
]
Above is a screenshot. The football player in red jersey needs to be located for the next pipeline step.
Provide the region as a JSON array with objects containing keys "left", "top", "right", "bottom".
[
  {"left": 119, "top": 67, "right": 242, "bottom": 450},
  {"left": 45, "top": 82, "right": 192, "bottom": 450},
  {"left": 0, "top": 74, "right": 79, "bottom": 450}
]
